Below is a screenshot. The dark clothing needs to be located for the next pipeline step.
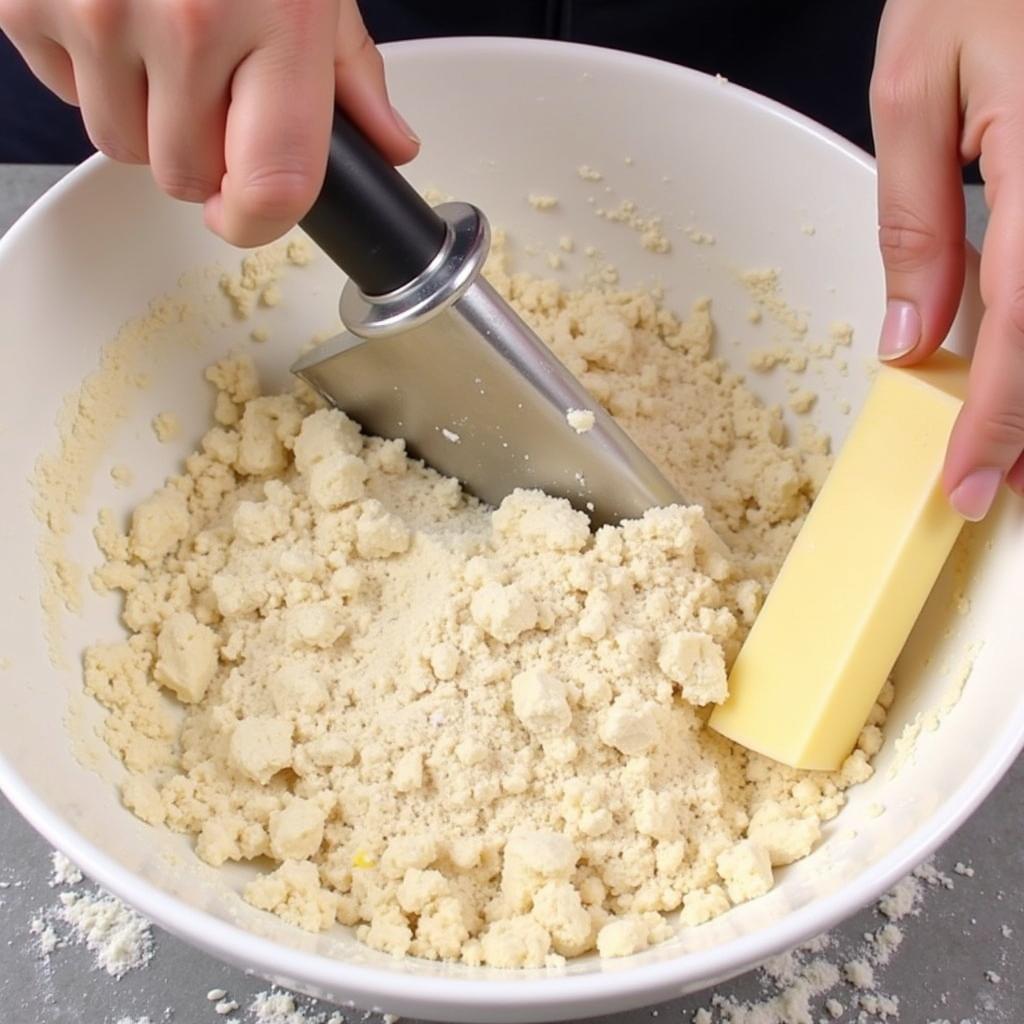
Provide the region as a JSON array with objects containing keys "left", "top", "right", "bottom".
[{"left": 1, "top": 1, "right": 884, "bottom": 163}]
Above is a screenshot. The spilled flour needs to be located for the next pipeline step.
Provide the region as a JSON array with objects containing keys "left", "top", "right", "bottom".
[
  {"left": 70, "top": 237, "right": 888, "bottom": 968},
  {"left": 691, "top": 858, "right": 954, "bottom": 1023},
  {"left": 14, "top": 836, "right": 1015, "bottom": 1024},
  {"left": 30, "top": 848, "right": 153, "bottom": 979}
]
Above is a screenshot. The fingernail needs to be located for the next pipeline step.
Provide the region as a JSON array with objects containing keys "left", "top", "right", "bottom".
[
  {"left": 878, "top": 300, "right": 921, "bottom": 361},
  {"left": 949, "top": 467, "right": 1003, "bottom": 522},
  {"left": 391, "top": 105, "right": 420, "bottom": 145}
]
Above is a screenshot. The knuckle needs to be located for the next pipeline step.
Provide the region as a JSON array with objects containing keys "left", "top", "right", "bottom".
[
  {"left": 978, "top": 406, "right": 1024, "bottom": 449},
  {"left": 90, "top": 135, "right": 147, "bottom": 164},
  {"left": 264, "top": 0, "right": 322, "bottom": 45},
  {"left": 161, "top": 0, "right": 217, "bottom": 50},
  {"left": 236, "top": 167, "right": 318, "bottom": 223},
  {"left": 277, "top": 0, "right": 319, "bottom": 30},
  {"left": 869, "top": 61, "right": 921, "bottom": 120},
  {"left": 344, "top": 31, "right": 381, "bottom": 71},
  {"left": 991, "top": 285, "right": 1024, "bottom": 347},
  {"left": 69, "top": 0, "right": 125, "bottom": 40},
  {"left": 877, "top": 218, "right": 942, "bottom": 275},
  {"left": 154, "top": 169, "right": 217, "bottom": 203}
]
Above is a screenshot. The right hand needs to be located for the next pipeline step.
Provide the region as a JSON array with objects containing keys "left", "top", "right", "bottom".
[{"left": 0, "top": 0, "right": 420, "bottom": 246}]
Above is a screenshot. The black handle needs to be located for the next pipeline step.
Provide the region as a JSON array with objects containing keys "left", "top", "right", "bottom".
[{"left": 300, "top": 111, "right": 447, "bottom": 297}]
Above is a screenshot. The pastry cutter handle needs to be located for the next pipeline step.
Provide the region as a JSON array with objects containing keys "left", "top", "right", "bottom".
[{"left": 300, "top": 110, "right": 448, "bottom": 297}]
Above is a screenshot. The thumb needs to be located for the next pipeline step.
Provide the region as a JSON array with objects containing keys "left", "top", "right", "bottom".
[
  {"left": 334, "top": 1, "right": 420, "bottom": 166},
  {"left": 869, "top": 52, "right": 965, "bottom": 365}
]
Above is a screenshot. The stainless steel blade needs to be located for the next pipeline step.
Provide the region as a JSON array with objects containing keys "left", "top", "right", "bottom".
[{"left": 291, "top": 203, "right": 681, "bottom": 528}]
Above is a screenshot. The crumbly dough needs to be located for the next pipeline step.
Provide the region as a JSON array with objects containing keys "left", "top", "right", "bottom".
[{"left": 83, "top": 243, "right": 882, "bottom": 969}]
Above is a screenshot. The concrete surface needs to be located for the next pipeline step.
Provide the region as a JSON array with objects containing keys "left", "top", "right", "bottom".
[{"left": 0, "top": 164, "right": 1018, "bottom": 1024}]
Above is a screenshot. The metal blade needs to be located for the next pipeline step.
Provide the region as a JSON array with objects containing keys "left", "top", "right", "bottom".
[{"left": 292, "top": 278, "right": 680, "bottom": 528}]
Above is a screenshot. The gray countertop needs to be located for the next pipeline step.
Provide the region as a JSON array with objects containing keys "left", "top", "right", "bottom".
[{"left": 0, "top": 165, "right": 1019, "bottom": 1024}]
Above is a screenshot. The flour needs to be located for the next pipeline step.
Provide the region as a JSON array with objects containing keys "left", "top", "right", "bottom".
[
  {"left": 31, "top": 294, "right": 191, "bottom": 663},
  {"left": 740, "top": 269, "right": 809, "bottom": 341},
  {"left": 77, "top": 240, "right": 884, "bottom": 969},
  {"left": 593, "top": 199, "right": 672, "bottom": 253},
  {"left": 30, "top": 854, "right": 155, "bottom": 979},
  {"left": 59, "top": 889, "right": 154, "bottom": 977},
  {"left": 251, "top": 990, "right": 346, "bottom": 1024},
  {"left": 50, "top": 850, "right": 83, "bottom": 886},
  {"left": 890, "top": 643, "right": 983, "bottom": 778},
  {"left": 688, "top": 855, "right": 981, "bottom": 1022}
]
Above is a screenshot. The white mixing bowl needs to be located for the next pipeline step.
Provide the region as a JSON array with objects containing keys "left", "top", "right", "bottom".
[{"left": 1, "top": 37, "right": 1020, "bottom": 1023}]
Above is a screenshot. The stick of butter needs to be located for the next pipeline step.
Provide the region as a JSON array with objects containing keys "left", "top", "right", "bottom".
[{"left": 709, "top": 350, "right": 969, "bottom": 770}]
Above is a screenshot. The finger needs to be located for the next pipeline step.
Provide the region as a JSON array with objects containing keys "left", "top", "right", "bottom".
[
  {"left": 3, "top": 30, "right": 79, "bottom": 104},
  {"left": 204, "top": 3, "right": 338, "bottom": 247},
  {"left": 334, "top": 0, "right": 419, "bottom": 166},
  {"left": 943, "top": 175, "right": 1024, "bottom": 520},
  {"left": 870, "top": 25, "right": 965, "bottom": 365},
  {"left": 60, "top": 0, "right": 149, "bottom": 165},
  {"left": 142, "top": 5, "right": 236, "bottom": 203}
]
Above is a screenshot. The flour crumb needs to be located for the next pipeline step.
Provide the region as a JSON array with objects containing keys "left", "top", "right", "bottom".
[
  {"left": 30, "top": 915, "right": 60, "bottom": 956},
  {"left": 741, "top": 268, "right": 809, "bottom": 340},
  {"left": 577, "top": 164, "right": 603, "bottom": 181},
  {"left": 151, "top": 411, "right": 181, "bottom": 442},
  {"left": 843, "top": 958, "right": 875, "bottom": 988},
  {"left": 953, "top": 861, "right": 975, "bottom": 877},
  {"left": 528, "top": 194, "right": 559, "bottom": 211},
  {"left": 788, "top": 389, "right": 817, "bottom": 414},
  {"left": 593, "top": 199, "right": 671, "bottom": 253},
  {"left": 686, "top": 227, "right": 715, "bottom": 246},
  {"left": 111, "top": 464, "right": 134, "bottom": 487},
  {"left": 207, "top": 989, "right": 228, "bottom": 1001},
  {"left": 566, "top": 408, "right": 595, "bottom": 434},
  {"left": 50, "top": 851, "right": 83, "bottom": 887},
  {"left": 878, "top": 872, "right": 929, "bottom": 921}
]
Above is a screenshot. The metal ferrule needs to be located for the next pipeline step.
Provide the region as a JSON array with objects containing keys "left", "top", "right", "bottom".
[{"left": 340, "top": 203, "right": 491, "bottom": 339}]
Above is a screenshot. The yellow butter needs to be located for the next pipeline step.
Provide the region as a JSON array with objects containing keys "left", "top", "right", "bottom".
[{"left": 709, "top": 351, "right": 969, "bottom": 770}]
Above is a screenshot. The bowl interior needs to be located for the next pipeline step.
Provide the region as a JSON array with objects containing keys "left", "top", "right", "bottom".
[{"left": 0, "top": 37, "right": 1020, "bottom": 1023}]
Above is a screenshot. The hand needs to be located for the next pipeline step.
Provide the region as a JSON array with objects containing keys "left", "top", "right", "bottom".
[
  {"left": 0, "top": 0, "right": 420, "bottom": 246},
  {"left": 871, "top": 0, "right": 1024, "bottom": 521}
]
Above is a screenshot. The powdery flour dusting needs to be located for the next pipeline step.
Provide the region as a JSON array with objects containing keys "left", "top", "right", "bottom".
[
  {"left": 29, "top": 847, "right": 154, "bottom": 979},
  {"left": 76, "top": 239, "right": 886, "bottom": 968},
  {"left": 691, "top": 857, "right": 955, "bottom": 1023}
]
